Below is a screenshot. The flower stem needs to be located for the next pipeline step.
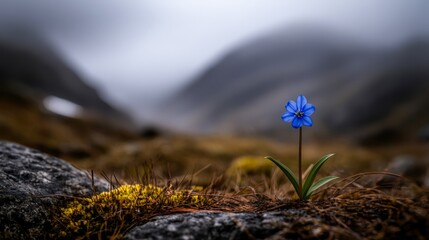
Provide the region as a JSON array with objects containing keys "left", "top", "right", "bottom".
[{"left": 298, "top": 127, "right": 303, "bottom": 200}]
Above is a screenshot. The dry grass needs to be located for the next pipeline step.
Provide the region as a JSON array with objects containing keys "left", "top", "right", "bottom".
[
  {"left": 86, "top": 134, "right": 386, "bottom": 188},
  {"left": 254, "top": 173, "right": 429, "bottom": 239},
  {"left": 1, "top": 91, "right": 428, "bottom": 239},
  {"left": 0, "top": 90, "right": 135, "bottom": 162},
  {"left": 48, "top": 168, "right": 429, "bottom": 239}
]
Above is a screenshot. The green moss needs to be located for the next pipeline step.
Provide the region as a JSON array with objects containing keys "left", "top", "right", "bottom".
[{"left": 52, "top": 184, "right": 210, "bottom": 239}]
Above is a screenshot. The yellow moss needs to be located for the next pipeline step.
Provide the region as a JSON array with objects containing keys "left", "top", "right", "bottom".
[
  {"left": 191, "top": 185, "right": 204, "bottom": 192},
  {"left": 226, "top": 155, "right": 273, "bottom": 177},
  {"left": 53, "top": 184, "right": 210, "bottom": 238}
]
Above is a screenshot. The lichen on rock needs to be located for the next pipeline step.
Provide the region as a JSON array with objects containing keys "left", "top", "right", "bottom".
[{"left": 0, "top": 141, "right": 109, "bottom": 239}]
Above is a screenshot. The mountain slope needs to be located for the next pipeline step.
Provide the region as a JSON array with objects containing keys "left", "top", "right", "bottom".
[
  {"left": 0, "top": 31, "right": 132, "bottom": 126},
  {"left": 167, "top": 26, "right": 429, "bottom": 143}
]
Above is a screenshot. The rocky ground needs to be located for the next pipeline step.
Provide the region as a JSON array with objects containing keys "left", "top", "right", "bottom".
[
  {"left": 1, "top": 141, "right": 428, "bottom": 239},
  {"left": 0, "top": 141, "right": 108, "bottom": 239}
]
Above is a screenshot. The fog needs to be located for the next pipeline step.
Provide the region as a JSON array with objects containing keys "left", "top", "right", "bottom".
[{"left": 1, "top": 0, "right": 428, "bottom": 121}]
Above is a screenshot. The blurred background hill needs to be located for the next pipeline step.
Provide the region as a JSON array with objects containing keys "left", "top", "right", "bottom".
[
  {"left": 0, "top": 29, "right": 136, "bottom": 161},
  {"left": 166, "top": 25, "right": 429, "bottom": 145},
  {"left": 0, "top": 1, "right": 428, "bottom": 185},
  {"left": 0, "top": 30, "right": 133, "bottom": 126}
]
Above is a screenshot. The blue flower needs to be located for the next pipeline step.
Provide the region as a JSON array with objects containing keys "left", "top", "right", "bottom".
[{"left": 281, "top": 95, "right": 315, "bottom": 128}]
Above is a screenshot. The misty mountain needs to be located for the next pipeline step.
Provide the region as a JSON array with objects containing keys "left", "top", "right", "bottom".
[
  {"left": 167, "top": 26, "right": 429, "bottom": 143},
  {"left": 0, "top": 31, "right": 133, "bottom": 127}
]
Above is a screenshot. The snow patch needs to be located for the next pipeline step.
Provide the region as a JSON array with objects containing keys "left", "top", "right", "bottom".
[{"left": 43, "top": 96, "right": 82, "bottom": 117}]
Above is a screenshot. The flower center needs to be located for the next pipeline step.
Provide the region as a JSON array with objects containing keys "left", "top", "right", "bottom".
[{"left": 295, "top": 111, "right": 304, "bottom": 118}]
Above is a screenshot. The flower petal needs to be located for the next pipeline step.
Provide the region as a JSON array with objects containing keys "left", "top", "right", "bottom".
[
  {"left": 292, "top": 117, "right": 303, "bottom": 128},
  {"left": 281, "top": 112, "right": 295, "bottom": 122},
  {"left": 286, "top": 100, "right": 297, "bottom": 113},
  {"left": 302, "top": 116, "right": 313, "bottom": 127},
  {"left": 303, "top": 104, "right": 315, "bottom": 116},
  {"left": 296, "top": 95, "right": 307, "bottom": 110}
]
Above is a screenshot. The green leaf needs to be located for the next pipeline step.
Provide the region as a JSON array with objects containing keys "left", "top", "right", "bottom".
[
  {"left": 265, "top": 156, "right": 299, "bottom": 196},
  {"left": 302, "top": 153, "right": 335, "bottom": 198},
  {"left": 304, "top": 176, "right": 338, "bottom": 199}
]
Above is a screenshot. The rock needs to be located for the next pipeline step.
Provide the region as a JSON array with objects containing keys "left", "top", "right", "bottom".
[
  {"left": 124, "top": 211, "right": 328, "bottom": 240},
  {"left": 139, "top": 126, "right": 162, "bottom": 139},
  {"left": 0, "top": 141, "right": 109, "bottom": 239},
  {"left": 418, "top": 125, "right": 429, "bottom": 141},
  {"left": 377, "top": 155, "right": 428, "bottom": 187},
  {"left": 124, "top": 199, "right": 429, "bottom": 239}
]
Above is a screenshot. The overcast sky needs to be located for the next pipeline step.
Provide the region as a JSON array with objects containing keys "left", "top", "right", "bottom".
[{"left": 0, "top": 0, "right": 428, "bottom": 117}]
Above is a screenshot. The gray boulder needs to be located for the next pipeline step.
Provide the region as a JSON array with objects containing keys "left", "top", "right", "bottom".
[
  {"left": 125, "top": 205, "right": 429, "bottom": 239},
  {"left": 124, "top": 211, "right": 338, "bottom": 240},
  {"left": 0, "top": 141, "right": 109, "bottom": 239}
]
